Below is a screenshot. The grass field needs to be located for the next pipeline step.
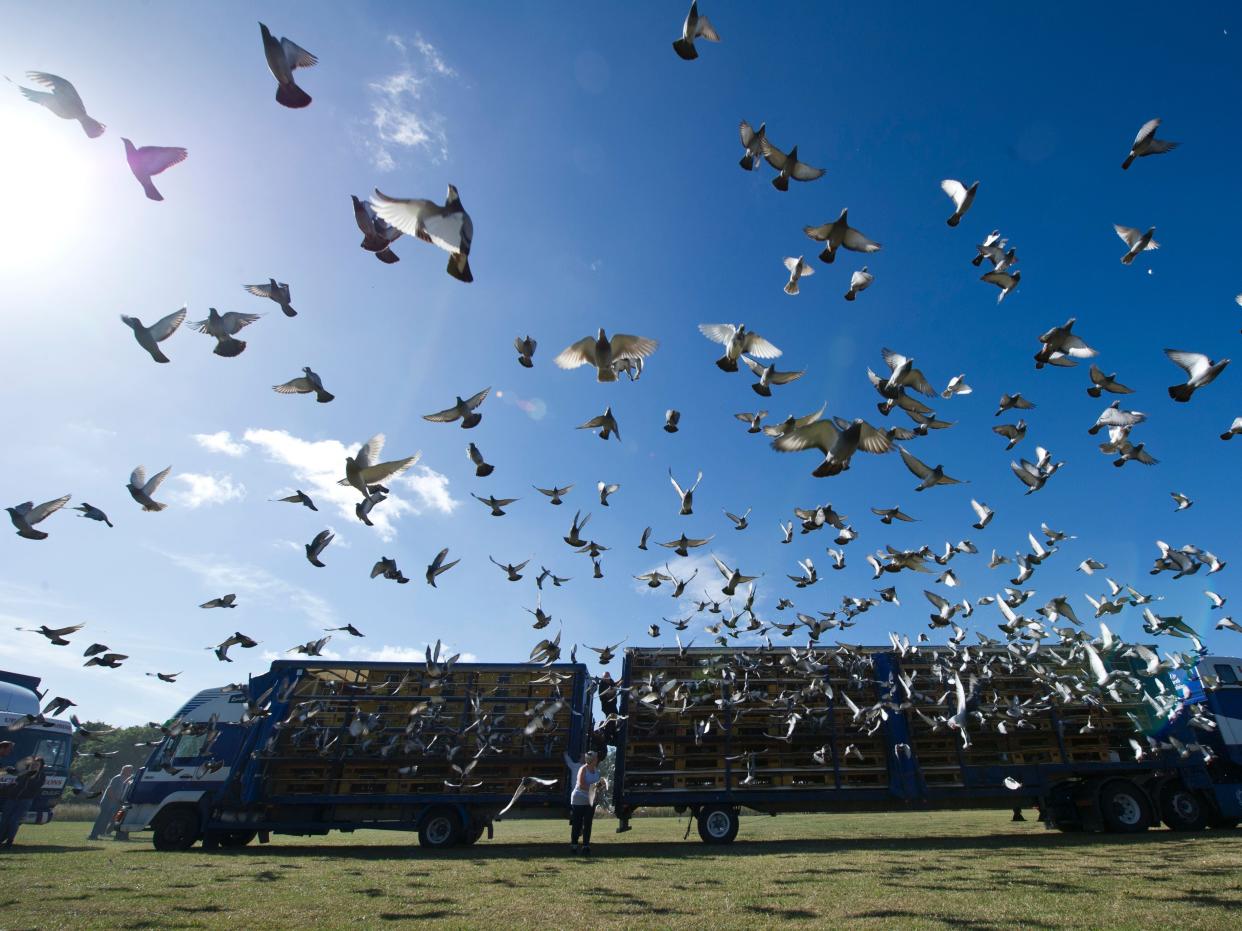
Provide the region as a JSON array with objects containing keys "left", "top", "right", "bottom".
[{"left": 0, "top": 810, "right": 1238, "bottom": 929}]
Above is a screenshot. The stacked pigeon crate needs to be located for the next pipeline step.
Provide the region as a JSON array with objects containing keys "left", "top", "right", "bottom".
[
  {"left": 623, "top": 648, "right": 890, "bottom": 792},
  {"left": 260, "top": 664, "right": 577, "bottom": 801}
]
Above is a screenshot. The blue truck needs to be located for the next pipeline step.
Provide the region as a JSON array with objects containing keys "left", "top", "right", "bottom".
[
  {"left": 0, "top": 670, "right": 75, "bottom": 827},
  {"left": 611, "top": 647, "right": 1242, "bottom": 842},
  {"left": 120, "top": 659, "right": 593, "bottom": 850}
]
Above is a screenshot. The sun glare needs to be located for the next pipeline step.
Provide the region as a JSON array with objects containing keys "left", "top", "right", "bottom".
[{"left": 0, "top": 105, "right": 98, "bottom": 275}]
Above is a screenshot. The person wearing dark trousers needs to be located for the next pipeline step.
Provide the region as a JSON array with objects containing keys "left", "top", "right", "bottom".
[
  {"left": 568, "top": 750, "right": 601, "bottom": 855},
  {"left": 1, "top": 757, "right": 45, "bottom": 848},
  {"left": 598, "top": 672, "right": 620, "bottom": 747},
  {"left": 0, "top": 741, "right": 17, "bottom": 850}
]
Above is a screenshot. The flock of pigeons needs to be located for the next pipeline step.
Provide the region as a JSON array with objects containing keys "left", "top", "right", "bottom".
[{"left": 5, "top": 8, "right": 1241, "bottom": 785}]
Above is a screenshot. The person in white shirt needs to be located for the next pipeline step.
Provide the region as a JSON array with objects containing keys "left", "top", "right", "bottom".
[{"left": 566, "top": 750, "right": 601, "bottom": 855}]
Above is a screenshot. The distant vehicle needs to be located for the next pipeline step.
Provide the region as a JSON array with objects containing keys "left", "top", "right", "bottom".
[
  {"left": 611, "top": 648, "right": 1242, "bottom": 842},
  {"left": 121, "top": 659, "right": 592, "bottom": 850},
  {"left": 0, "top": 670, "right": 74, "bottom": 826}
]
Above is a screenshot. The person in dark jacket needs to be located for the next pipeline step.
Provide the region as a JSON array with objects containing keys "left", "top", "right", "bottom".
[{"left": 1, "top": 756, "right": 45, "bottom": 848}]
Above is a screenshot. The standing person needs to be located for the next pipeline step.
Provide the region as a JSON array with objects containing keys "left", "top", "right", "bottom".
[
  {"left": 88, "top": 764, "right": 134, "bottom": 841},
  {"left": 568, "top": 750, "right": 601, "bottom": 856},
  {"left": 598, "top": 672, "right": 619, "bottom": 745},
  {"left": 1, "top": 756, "right": 45, "bottom": 848},
  {"left": 0, "top": 741, "right": 17, "bottom": 852}
]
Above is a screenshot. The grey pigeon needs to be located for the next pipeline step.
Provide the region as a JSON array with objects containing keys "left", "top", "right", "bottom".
[
  {"left": 305, "top": 529, "right": 333, "bottom": 567},
  {"left": 259, "top": 22, "right": 317, "bottom": 109},
  {"left": 275, "top": 490, "right": 317, "bottom": 511},
  {"left": 7, "top": 495, "right": 71, "bottom": 540},
  {"left": 13, "top": 72, "right": 104, "bottom": 137},
  {"left": 371, "top": 186, "right": 473, "bottom": 282},
  {"left": 1122, "top": 118, "right": 1178, "bottom": 170},
  {"left": 126, "top": 466, "right": 171, "bottom": 512},
  {"left": 467, "top": 442, "right": 494, "bottom": 477},
  {"left": 424, "top": 388, "right": 490, "bottom": 428},
  {"left": 352, "top": 194, "right": 402, "bottom": 263},
  {"left": 738, "top": 120, "right": 766, "bottom": 170},
  {"left": 673, "top": 0, "right": 721, "bottom": 60},
  {"left": 73, "top": 503, "right": 112, "bottom": 527},
  {"left": 515, "top": 335, "right": 536, "bottom": 368},
  {"left": 244, "top": 279, "right": 296, "bottom": 317},
  {"left": 122, "top": 138, "right": 187, "bottom": 201},
  {"left": 577, "top": 406, "right": 620, "bottom": 442},
  {"left": 426, "top": 548, "right": 460, "bottom": 586},
  {"left": 763, "top": 142, "right": 825, "bottom": 191},
  {"left": 120, "top": 307, "right": 186, "bottom": 363},
  {"left": 554, "top": 329, "right": 659, "bottom": 382},
  {"left": 803, "top": 209, "right": 881, "bottom": 264},
  {"left": 273, "top": 367, "right": 334, "bottom": 403},
  {"left": 190, "top": 307, "right": 261, "bottom": 358},
  {"left": 1165, "top": 349, "right": 1229, "bottom": 402}
]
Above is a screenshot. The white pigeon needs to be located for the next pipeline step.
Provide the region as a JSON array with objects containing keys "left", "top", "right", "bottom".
[
  {"left": 940, "top": 179, "right": 978, "bottom": 227},
  {"left": 1165, "top": 349, "right": 1230, "bottom": 402},
  {"left": 1221, "top": 417, "right": 1242, "bottom": 441},
  {"left": 15, "top": 72, "right": 105, "bottom": 137},
  {"left": 970, "top": 499, "right": 993, "bottom": 530},
  {"left": 672, "top": 0, "right": 721, "bottom": 60},
  {"left": 120, "top": 307, "right": 186, "bottom": 364},
  {"left": 698, "top": 323, "right": 781, "bottom": 372},
  {"left": 844, "top": 267, "right": 874, "bottom": 302},
  {"left": 1087, "top": 401, "right": 1146, "bottom": 436},
  {"left": 981, "top": 269, "right": 1020, "bottom": 303},
  {"left": 126, "top": 466, "right": 172, "bottom": 512},
  {"left": 762, "top": 141, "right": 825, "bottom": 191},
  {"left": 371, "top": 186, "right": 473, "bottom": 282},
  {"left": 1122, "top": 118, "right": 1178, "bottom": 170},
  {"left": 783, "top": 256, "right": 814, "bottom": 295},
  {"left": 803, "top": 209, "right": 881, "bottom": 264},
  {"left": 1114, "top": 224, "right": 1159, "bottom": 265},
  {"left": 941, "top": 374, "right": 971, "bottom": 399},
  {"left": 554, "top": 329, "right": 659, "bottom": 382},
  {"left": 259, "top": 23, "right": 317, "bottom": 109},
  {"left": 738, "top": 120, "right": 766, "bottom": 170}
]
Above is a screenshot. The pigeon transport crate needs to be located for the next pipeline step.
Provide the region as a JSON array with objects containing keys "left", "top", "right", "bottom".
[
  {"left": 118, "top": 659, "right": 593, "bottom": 850},
  {"left": 612, "top": 647, "right": 1241, "bottom": 842}
]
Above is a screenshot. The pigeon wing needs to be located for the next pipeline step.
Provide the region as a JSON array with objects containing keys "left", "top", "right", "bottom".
[
  {"left": 142, "top": 466, "right": 172, "bottom": 495},
  {"left": 609, "top": 334, "right": 659, "bottom": 361},
  {"left": 360, "top": 452, "right": 421, "bottom": 485},
  {"left": 135, "top": 146, "right": 188, "bottom": 177},
  {"left": 244, "top": 284, "right": 275, "bottom": 299},
  {"left": 554, "top": 337, "right": 598, "bottom": 370},
  {"left": 463, "top": 387, "right": 491, "bottom": 410},
  {"left": 740, "top": 332, "right": 782, "bottom": 358},
  {"left": 790, "top": 161, "right": 825, "bottom": 182},
  {"left": 28, "top": 495, "right": 71, "bottom": 525},
  {"left": 1113, "top": 224, "right": 1141, "bottom": 247},
  {"left": 148, "top": 307, "right": 187, "bottom": 342},
  {"left": 898, "top": 447, "right": 933, "bottom": 479},
  {"left": 773, "top": 420, "right": 838, "bottom": 454},
  {"left": 1164, "top": 349, "right": 1208, "bottom": 378},
  {"left": 856, "top": 422, "right": 894, "bottom": 454},
  {"left": 218, "top": 312, "right": 261, "bottom": 334},
  {"left": 280, "top": 37, "right": 318, "bottom": 69},
  {"left": 940, "top": 179, "right": 967, "bottom": 208},
  {"left": 697, "top": 323, "right": 738, "bottom": 346},
  {"left": 841, "top": 227, "right": 882, "bottom": 253},
  {"left": 274, "top": 377, "right": 313, "bottom": 394}
]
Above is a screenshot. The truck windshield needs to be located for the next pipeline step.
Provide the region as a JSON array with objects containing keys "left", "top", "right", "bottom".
[{"left": 4, "top": 731, "right": 71, "bottom": 773}]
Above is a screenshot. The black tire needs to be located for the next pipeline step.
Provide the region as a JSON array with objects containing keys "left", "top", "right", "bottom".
[
  {"left": 152, "top": 807, "right": 201, "bottom": 851},
  {"left": 697, "top": 805, "right": 740, "bottom": 844},
  {"left": 459, "top": 824, "right": 485, "bottom": 846},
  {"left": 1159, "top": 784, "right": 1207, "bottom": 832},
  {"left": 1099, "top": 780, "right": 1152, "bottom": 834},
  {"left": 418, "top": 807, "right": 461, "bottom": 850},
  {"left": 1209, "top": 817, "right": 1240, "bottom": 830},
  {"left": 217, "top": 830, "right": 258, "bottom": 848}
]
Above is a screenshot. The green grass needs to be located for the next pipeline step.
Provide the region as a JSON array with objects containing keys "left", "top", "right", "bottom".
[{"left": 1, "top": 810, "right": 1238, "bottom": 929}]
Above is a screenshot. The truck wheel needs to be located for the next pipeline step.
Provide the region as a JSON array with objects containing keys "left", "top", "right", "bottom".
[
  {"left": 697, "top": 806, "right": 739, "bottom": 844},
  {"left": 1158, "top": 785, "right": 1207, "bottom": 832},
  {"left": 418, "top": 808, "right": 461, "bottom": 850},
  {"left": 1099, "top": 781, "right": 1152, "bottom": 834},
  {"left": 152, "top": 808, "right": 201, "bottom": 851},
  {"left": 459, "top": 824, "right": 485, "bottom": 846},
  {"left": 218, "top": 831, "right": 258, "bottom": 848}
]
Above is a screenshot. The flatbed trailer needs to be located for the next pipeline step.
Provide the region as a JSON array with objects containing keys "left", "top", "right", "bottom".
[
  {"left": 122, "top": 659, "right": 592, "bottom": 850},
  {"left": 611, "top": 647, "right": 1242, "bottom": 842}
]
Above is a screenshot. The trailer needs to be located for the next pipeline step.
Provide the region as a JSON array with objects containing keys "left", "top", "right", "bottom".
[
  {"left": 0, "top": 670, "right": 74, "bottom": 826},
  {"left": 611, "top": 647, "right": 1242, "bottom": 842},
  {"left": 121, "top": 659, "right": 593, "bottom": 850}
]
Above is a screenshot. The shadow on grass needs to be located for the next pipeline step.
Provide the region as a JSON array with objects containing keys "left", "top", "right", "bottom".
[
  {"left": 138, "top": 830, "right": 1214, "bottom": 862},
  {"left": 0, "top": 844, "right": 96, "bottom": 854}
]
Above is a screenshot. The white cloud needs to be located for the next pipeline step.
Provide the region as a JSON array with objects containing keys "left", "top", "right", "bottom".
[
  {"left": 242, "top": 428, "right": 458, "bottom": 542},
  {"left": 347, "top": 643, "right": 478, "bottom": 664},
  {"left": 168, "top": 473, "right": 246, "bottom": 509},
  {"left": 162, "top": 551, "right": 338, "bottom": 629},
  {"left": 366, "top": 33, "right": 456, "bottom": 169},
  {"left": 193, "top": 431, "right": 247, "bottom": 457}
]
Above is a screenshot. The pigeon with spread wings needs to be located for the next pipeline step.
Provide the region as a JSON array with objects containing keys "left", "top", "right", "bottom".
[
  {"left": 339, "top": 435, "right": 421, "bottom": 497},
  {"left": 122, "top": 138, "right": 186, "bottom": 201},
  {"left": 371, "top": 186, "right": 473, "bottom": 282},
  {"left": 554, "top": 329, "right": 659, "bottom": 382},
  {"left": 120, "top": 306, "right": 186, "bottom": 364},
  {"left": 14, "top": 71, "right": 105, "bottom": 137},
  {"left": 259, "top": 22, "right": 317, "bottom": 108}
]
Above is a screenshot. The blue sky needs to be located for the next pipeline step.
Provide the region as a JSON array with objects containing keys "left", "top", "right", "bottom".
[{"left": 1, "top": 3, "right": 1240, "bottom": 725}]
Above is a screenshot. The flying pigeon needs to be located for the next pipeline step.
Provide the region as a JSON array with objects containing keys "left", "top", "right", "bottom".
[
  {"left": 738, "top": 120, "right": 765, "bottom": 170},
  {"left": 763, "top": 141, "right": 825, "bottom": 191},
  {"left": 664, "top": 409, "right": 681, "bottom": 433},
  {"left": 554, "top": 329, "right": 659, "bottom": 382},
  {"left": 275, "top": 490, "right": 317, "bottom": 511},
  {"left": 1165, "top": 349, "right": 1229, "bottom": 402},
  {"left": 200, "top": 594, "right": 237, "bottom": 609},
  {"left": 259, "top": 22, "right": 317, "bottom": 108},
  {"left": 371, "top": 186, "right": 473, "bottom": 282},
  {"left": 351, "top": 194, "right": 402, "bottom": 263},
  {"left": 423, "top": 388, "right": 490, "bottom": 428},
  {"left": 782, "top": 256, "right": 814, "bottom": 295},
  {"left": 1122, "top": 118, "right": 1178, "bottom": 170},
  {"left": 305, "top": 529, "right": 333, "bottom": 567},
  {"left": 6, "top": 495, "right": 71, "bottom": 540},
  {"left": 898, "top": 446, "right": 964, "bottom": 491},
  {"left": 1034, "top": 318, "right": 1096, "bottom": 369},
  {"left": 515, "top": 335, "right": 536, "bottom": 368},
  {"left": 742, "top": 356, "right": 804, "bottom": 397},
  {"left": 13, "top": 72, "right": 104, "bottom": 137},
  {"left": 472, "top": 493, "right": 518, "bottom": 517},
  {"left": 970, "top": 499, "right": 994, "bottom": 530},
  {"left": 190, "top": 308, "right": 261, "bottom": 358},
  {"left": 577, "top": 406, "right": 620, "bottom": 442},
  {"left": 273, "top": 367, "right": 334, "bottom": 403},
  {"left": 244, "top": 279, "right": 296, "bottom": 317},
  {"left": 844, "top": 267, "right": 873, "bottom": 302},
  {"left": 941, "top": 374, "right": 971, "bottom": 399},
  {"left": 73, "top": 503, "right": 112, "bottom": 527},
  {"left": 1087, "top": 365, "right": 1134, "bottom": 398},
  {"left": 669, "top": 469, "right": 702, "bottom": 515},
  {"left": 597, "top": 482, "right": 620, "bottom": 506},
  {"left": 1221, "top": 417, "right": 1242, "bottom": 441},
  {"left": 426, "top": 548, "right": 460, "bottom": 586},
  {"left": 120, "top": 307, "right": 186, "bottom": 364},
  {"left": 126, "top": 466, "right": 171, "bottom": 512},
  {"left": 534, "top": 483, "right": 573, "bottom": 505},
  {"left": 1115, "top": 225, "right": 1159, "bottom": 265},
  {"left": 772, "top": 417, "right": 893, "bottom": 477},
  {"left": 803, "top": 209, "right": 881, "bottom": 264},
  {"left": 940, "top": 179, "right": 978, "bottom": 227},
  {"left": 467, "top": 442, "right": 494, "bottom": 477},
  {"left": 981, "top": 269, "right": 1020, "bottom": 302},
  {"left": 672, "top": 1, "right": 721, "bottom": 60},
  {"left": 698, "top": 323, "right": 781, "bottom": 372},
  {"left": 658, "top": 532, "right": 713, "bottom": 558},
  {"left": 122, "top": 138, "right": 187, "bottom": 201}
]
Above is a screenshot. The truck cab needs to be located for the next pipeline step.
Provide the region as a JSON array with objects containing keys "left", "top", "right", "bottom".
[{"left": 0, "top": 671, "right": 74, "bottom": 826}]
